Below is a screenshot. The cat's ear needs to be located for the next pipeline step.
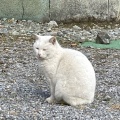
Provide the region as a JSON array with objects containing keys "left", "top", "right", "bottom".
[
  {"left": 32, "top": 34, "right": 40, "bottom": 40},
  {"left": 49, "top": 37, "right": 56, "bottom": 45}
]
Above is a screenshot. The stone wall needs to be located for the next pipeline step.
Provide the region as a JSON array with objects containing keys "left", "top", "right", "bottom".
[{"left": 0, "top": 0, "right": 120, "bottom": 22}]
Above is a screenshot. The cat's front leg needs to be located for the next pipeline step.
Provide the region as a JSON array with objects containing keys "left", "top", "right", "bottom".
[
  {"left": 46, "top": 82, "right": 56, "bottom": 103},
  {"left": 46, "top": 96, "right": 55, "bottom": 103}
]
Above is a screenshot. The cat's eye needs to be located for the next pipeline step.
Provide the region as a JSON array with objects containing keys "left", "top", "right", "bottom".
[
  {"left": 43, "top": 49, "right": 46, "bottom": 51},
  {"left": 36, "top": 48, "right": 39, "bottom": 50}
]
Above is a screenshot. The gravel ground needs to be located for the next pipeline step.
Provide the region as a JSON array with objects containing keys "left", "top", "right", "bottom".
[{"left": 0, "top": 19, "right": 120, "bottom": 119}]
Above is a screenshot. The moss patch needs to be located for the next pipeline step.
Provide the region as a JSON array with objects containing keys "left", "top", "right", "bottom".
[{"left": 81, "top": 40, "right": 120, "bottom": 49}]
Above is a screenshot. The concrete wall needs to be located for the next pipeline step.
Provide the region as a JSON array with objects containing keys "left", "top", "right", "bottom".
[
  {"left": 0, "top": 0, "right": 120, "bottom": 22},
  {"left": 50, "top": 0, "right": 120, "bottom": 22},
  {"left": 0, "top": 0, "right": 49, "bottom": 22}
]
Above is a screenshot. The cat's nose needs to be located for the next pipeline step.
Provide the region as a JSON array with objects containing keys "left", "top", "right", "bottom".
[{"left": 38, "top": 53, "right": 41, "bottom": 58}]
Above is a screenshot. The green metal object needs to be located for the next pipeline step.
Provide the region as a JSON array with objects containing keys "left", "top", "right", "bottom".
[{"left": 81, "top": 40, "right": 120, "bottom": 49}]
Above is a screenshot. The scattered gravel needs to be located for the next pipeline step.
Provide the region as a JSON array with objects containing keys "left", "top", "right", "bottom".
[
  {"left": 0, "top": 19, "right": 120, "bottom": 119},
  {"left": 0, "top": 18, "right": 120, "bottom": 43}
]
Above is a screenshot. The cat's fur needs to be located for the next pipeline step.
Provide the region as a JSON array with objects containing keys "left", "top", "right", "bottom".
[{"left": 33, "top": 35, "right": 96, "bottom": 107}]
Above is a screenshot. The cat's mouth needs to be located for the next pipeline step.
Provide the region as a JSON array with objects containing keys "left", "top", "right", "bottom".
[{"left": 37, "top": 55, "right": 45, "bottom": 60}]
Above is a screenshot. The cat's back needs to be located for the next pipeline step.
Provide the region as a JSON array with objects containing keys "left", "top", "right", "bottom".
[
  {"left": 59, "top": 48, "right": 95, "bottom": 78},
  {"left": 63, "top": 48, "right": 86, "bottom": 59},
  {"left": 61, "top": 48, "right": 91, "bottom": 66}
]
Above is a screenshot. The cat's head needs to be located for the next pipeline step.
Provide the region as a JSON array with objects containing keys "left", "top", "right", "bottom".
[{"left": 33, "top": 35, "right": 60, "bottom": 60}]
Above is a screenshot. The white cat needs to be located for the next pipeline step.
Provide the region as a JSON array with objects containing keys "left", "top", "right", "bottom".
[{"left": 33, "top": 35, "right": 96, "bottom": 107}]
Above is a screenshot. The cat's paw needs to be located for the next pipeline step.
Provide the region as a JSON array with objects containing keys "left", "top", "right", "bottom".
[{"left": 45, "top": 96, "right": 55, "bottom": 103}]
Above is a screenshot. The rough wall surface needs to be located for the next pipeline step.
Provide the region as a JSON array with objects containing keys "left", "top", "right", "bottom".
[
  {"left": 0, "top": 0, "right": 23, "bottom": 19},
  {"left": 50, "top": 0, "right": 120, "bottom": 22},
  {"left": 23, "top": 0, "right": 49, "bottom": 22},
  {"left": 0, "top": 0, "right": 49, "bottom": 22},
  {"left": 0, "top": 0, "right": 120, "bottom": 22}
]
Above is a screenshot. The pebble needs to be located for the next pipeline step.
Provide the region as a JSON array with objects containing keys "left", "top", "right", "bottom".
[
  {"left": 12, "top": 31, "right": 19, "bottom": 36},
  {"left": 57, "top": 31, "right": 63, "bottom": 36},
  {"left": 47, "top": 28, "right": 52, "bottom": 32},
  {"left": 0, "top": 25, "right": 4, "bottom": 28},
  {"left": 3, "top": 18, "right": 7, "bottom": 21},
  {"left": 50, "top": 32, "right": 58, "bottom": 36},
  {"left": 73, "top": 14, "right": 81, "bottom": 22},
  {"left": 48, "top": 20, "right": 58, "bottom": 28},
  {"left": 73, "top": 25, "right": 81, "bottom": 30},
  {"left": 0, "top": 28, "right": 8, "bottom": 34}
]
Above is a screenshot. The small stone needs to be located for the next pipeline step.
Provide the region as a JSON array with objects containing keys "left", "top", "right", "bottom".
[
  {"left": 96, "top": 32, "right": 111, "bottom": 44},
  {"left": 0, "top": 117, "right": 5, "bottom": 120},
  {"left": 73, "top": 14, "right": 81, "bottom": 22},
  {"left": 50, "top": 32, "right": 57, "bottom": 36},
  {"left": 80, "top": 37, "right": 86, "bottom": 43},
  {"left": 107, "top": 25, "right": 111, "bottom": 29},
  {"left": 0, "top": 25, "right": 5, "bottom": 28},
  {"left": 73, "top": 25, "right": 81, "bottom": 30},
  {"left": 47, "top": 28, "right": 52, "bottom": 32},
  {"left": 12, "top": 31, "right": 19, "bottom": 35},
  {"left": 57, "top": 31, "right": 63, "bottom": 36},
  {"left": 9, "top": 110, "right": 18, "bottom": 116},
  {"left": 71, "top": 34, "right": 78, "bottom": 40},
  {"left": 61, "top": 30, "right": 68, "bottom": 34},
  {"left": 7, "top": 26, "right": 12, "bottom": 31},
  {"left": 0, "top": 28, "right": 8, "bottom": 34},
  {"left": 48, "top": 21, "right": 58, "bottom": 28},
  {"left": 27, "top": 20, "right": 32, "bottom": 23},
  {"left": 22, "top": 20, "right": 26, "bottom": 22},
  {"left": 7, "top": 18, "right": 15, "bottom": 24},
  {"left": 103, "top": 95, "right": 111, "bottom": 101},
  {"left": 20, "top": 30, "right": 25, "bottom": 34},
  {"left": 3, "top": 18, "right": 7, "bottom": 21},
  {"left": 82, "top": 30, "right": 91, "bottom": 35},
  {"left": 29, "top": 31, "right": 34, "bottom": 33},
  {"left": 0, "top": 61, "right": 4, "bottom": 65}
]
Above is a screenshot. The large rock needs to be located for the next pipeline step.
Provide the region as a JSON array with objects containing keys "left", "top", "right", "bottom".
[{"left": 96, "top": 32, "right": 111, "bottom": 44}]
